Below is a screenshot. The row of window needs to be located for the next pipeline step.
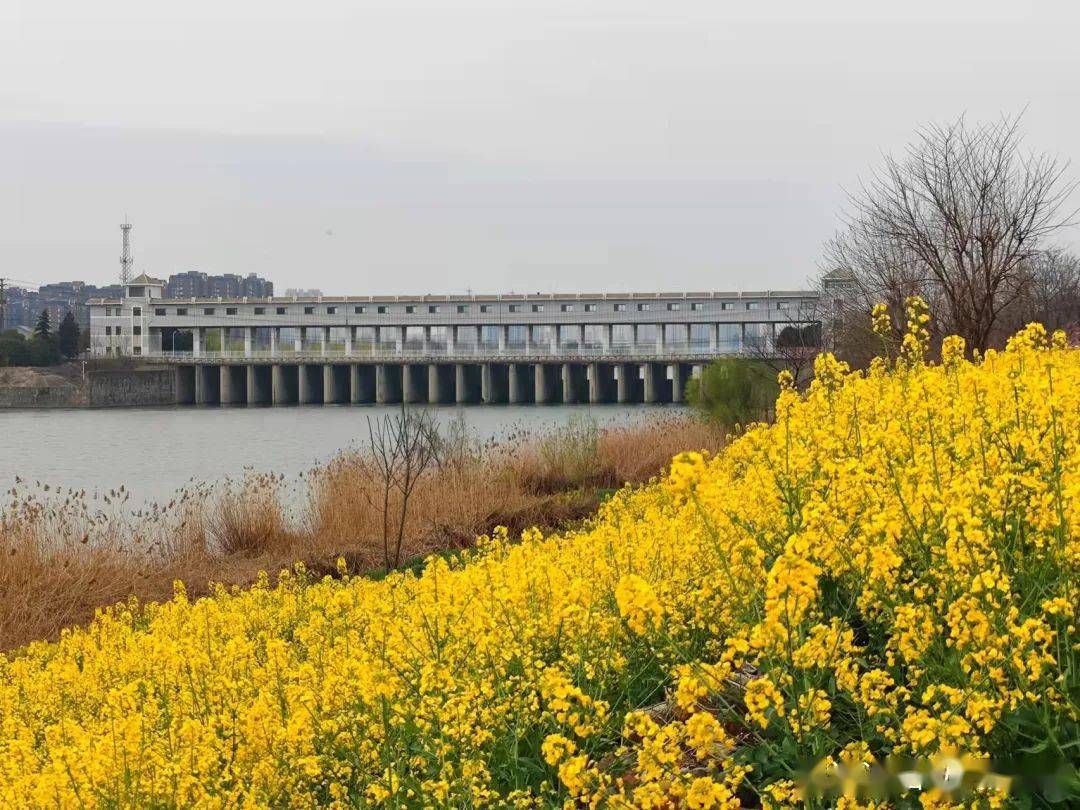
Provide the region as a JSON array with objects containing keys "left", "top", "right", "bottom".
[
  {"left": 118, "top": 300, "right": 792, "bottom": 317},
  {"left": 103, "top": 325, "right": 142, "bottom": 335}
]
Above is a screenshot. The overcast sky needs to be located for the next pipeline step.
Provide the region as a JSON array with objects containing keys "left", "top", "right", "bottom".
[{"left": 3, "top": 0, "right": 1079, "bottom": 294}]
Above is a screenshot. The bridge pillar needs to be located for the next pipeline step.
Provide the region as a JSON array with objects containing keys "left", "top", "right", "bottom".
[
  {"left": 482, "top": 363, "right": 508, "bottom": 404},
  {"left": 377, "top": 364, "right": 403, "bottom": 404},
  {"left": 617, "top": 363, "right": 638, "bottom": 403},
  {"left": 455, "top": 364, "right": 481, "bottom": 403},
  {"left": 589, "top": 363, "right": 615, "bottom": 404},
  {"left": 508, "top": 363, "right": 533, "bottom": 403},
  {"left": 535, "top": 363, "right": 557, "bottom": 404},
  {"left": 272, "top": 364, "right": 295, "bottom": 405},
  {"left": 643, "top": 363, "right": 663, "bottom": 404},
  {"left": 428, "top": 364, "right": 454, "bottom": 404},
  {"left": 176, "top": 366, "right": 196, "bottom": 405},
  {"left": 244, "top": 328, "right": 253, "bottom": 358},
  {"left": 294, "top": 330, "right": 303, "bottom": 353},
  {"left": 195, "top": 364, "right": 220, "bottom": 405},
  {"left": 192, "top": 328, "right": 203, "bottom": 358},
  {"left": 248, "top": 365, "right": 271, "bottom": 405},
  {"left": 708, "top": 323, "right": 718, "bottom": 352},
  {"left": 403, "top": 364, "right": 428, "bottom": 403},
  {"left": 298, "top": 364, "right": 322, "bottom": 404},
  {"left": 671, "top": 363, "right": 688, "bottom": 403},
  {"left": 270, "top": 328, "right": 279, "bottom": 356},
  {"left": 350, "top": 364, "right": 375, "bottom": 403},
  {"left": 324, "top": 364, "right": 347, "bottom": 404},
  {"left": 345, "top": 327, "right": 354, "bottom": 356},
  {"left": 220, "top": 365, "right": 246, "bottom": 405},
  {"left": 562, "top": 363, "right": 586, "bottom": 404}
]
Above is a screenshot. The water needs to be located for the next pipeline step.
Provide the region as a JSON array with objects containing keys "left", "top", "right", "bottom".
[{"left": 1, "top": 404, "right": 671, "bottom": 506}]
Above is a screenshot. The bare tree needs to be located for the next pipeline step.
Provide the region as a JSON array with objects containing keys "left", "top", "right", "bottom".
[
  {"left": 1000, "top": 248, "right": 1080, "bottom": 336},
  {"left": 743, "top": 299, "right": 825, "bottom": 387},
  {"left": 365, "top": 404, "right": 441, "bottom": 569},
  {"left": 825, "top": 114, "right": 1077, "bottom": 353}
]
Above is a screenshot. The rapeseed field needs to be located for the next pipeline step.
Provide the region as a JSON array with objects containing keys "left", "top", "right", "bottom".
[{"left": 1, "top": 305, "right": 1077, "bottom": 808}]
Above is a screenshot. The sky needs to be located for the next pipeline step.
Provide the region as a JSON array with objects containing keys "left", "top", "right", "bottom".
[{"left": 2, "top": 0, "right": 1079, "bottom": 294}]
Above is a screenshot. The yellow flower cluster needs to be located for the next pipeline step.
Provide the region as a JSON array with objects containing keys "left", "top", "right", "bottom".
[{"left": 1, "top": 318, "right": 1078, "bottom": 807}]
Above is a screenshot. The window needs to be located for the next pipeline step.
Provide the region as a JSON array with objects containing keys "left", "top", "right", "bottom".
[
  {"left": 721, "top": 302, "right": 735, "bottom": 311},
  {"left": 457, "top": 304, "right": 468, "bottom": 313},
  {"left": 226, "top": 307, "right": 238, "bottom": 315},
  {"left": 354, "top": 305, "right": 366, "bottom": 314},
  {"left": 254, "top": 307, "right": 265, "bottom": 315},
  {"left": 326, "top": 306, "right": 337, "bottom": 315},
  {"left": 428, "top": 305, "right": 440, "bottom": 313},
  {"left": 561, "top": 304, "right": 573, "bottom": 312},
  {"left": 105, "top": 326, "right": 112, "bottom": 336},
  {"left": 177, "top": 307, "right": 188, "bottom": 315},
  {"left": 276, "top": 306, "right": 286, "bottom": 315},
  {"left": 480, "top": 305, "right": 491, "bottom": 313},
  {"left": 133, "top": 325, "right": 142, "bottom": 335},
  {"left": 667, "top": 303, "right": 681, "bottom": 311},
  {"left": 746, "top": 302, "right": 760, "bottom": 311},
  {"left": 377, "top": 306, "right": 388, "bottom": 314},
  {"left": 614, "top": 303, "right": 627, "bottom": 312},
  {"left": 691, "top": 302, "right": 704, "bottom": 311},
  {"left": 133, "top": 346, "right": 141, "bottom": 355},
  {"left": 203, "top": 307, "right": 215, "bottom": 315},
  {"left": 115, "top": 326, "right": 122, "bottom": 335},
  {"left": 637, "top": 303, "right": 651, "bottom": 311},
  {"left": 509, "top": 304, "right": 521, "bottom": 313},
  {"left": 105, "top": 346, "right": 112, "bottom": 355},
  {"left": 132, "top": 306, "right": 141, "bottom": 316},
  {"left": 405, "top": 305, "right": 416, "bottom": 314},
  {"left": 155, "top": 308, "right": 166, "bottom": 316},
  {"left": 304, "top": 306, "right": 315, "bottom": 315},
  {"left": 776, "top": 301, "right": 789, "bottom": 310},
  {"left": 584, "top": 303, "right": 597, "bottom": 312},
  {"left": 532, "top": 304, "right": 544, "bottom": 312}
]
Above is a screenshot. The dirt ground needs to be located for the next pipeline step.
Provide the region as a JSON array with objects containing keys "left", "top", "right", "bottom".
[{"left": 0, "top": 363, "right": 84, "bottom": 388}]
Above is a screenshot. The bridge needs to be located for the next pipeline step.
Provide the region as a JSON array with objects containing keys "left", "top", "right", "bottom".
[{"left": 89, "top": 278, "right": 821, "bottom": 406}]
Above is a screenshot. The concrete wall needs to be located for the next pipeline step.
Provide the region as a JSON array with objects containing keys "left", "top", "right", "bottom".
[
  {"left": 0, "top": 385, "right": 85, "bottom": 408},
  {"left": 86, "top": 368, "right": 176, "bottom": 407}
]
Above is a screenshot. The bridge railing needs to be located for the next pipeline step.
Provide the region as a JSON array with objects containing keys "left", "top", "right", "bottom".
[{"left": 144, "top": 339, "right": 760, "bottom": 362}]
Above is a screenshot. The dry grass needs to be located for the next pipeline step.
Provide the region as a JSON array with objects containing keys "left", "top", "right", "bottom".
[{"left": 0, "top": 413, "right": 726, "bottom": 651}]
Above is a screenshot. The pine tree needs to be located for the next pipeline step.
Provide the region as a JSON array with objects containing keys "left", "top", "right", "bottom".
[
  {"left": 34, "top": 309, "right": 51, "bottom": 339},
  {"left": 58, "top": 311, "right": 80, "bottom": 358}
]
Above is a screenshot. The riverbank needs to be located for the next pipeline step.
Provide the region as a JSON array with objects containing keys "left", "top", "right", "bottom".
[
  {"left": 0, "top": 362, "right": 176, "bottom": 408},
  {"left": 0, "top": 413, "right": 725, "bottom": 650}
]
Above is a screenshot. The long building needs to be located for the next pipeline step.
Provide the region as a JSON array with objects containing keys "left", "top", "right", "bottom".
[{"left": 88, "top": 275, "right": 822, "bottom": 405}]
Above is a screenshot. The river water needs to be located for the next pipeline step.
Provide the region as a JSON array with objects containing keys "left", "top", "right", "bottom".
[{"left": 1, "top": 404, "right": 670, "bottom": 507}]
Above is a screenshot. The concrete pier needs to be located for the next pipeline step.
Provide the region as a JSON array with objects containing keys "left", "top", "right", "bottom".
[
  {"left": 351, "top": 364, "right": 375, "bottom": 404},
  {"left": 174, "top": 356, "right": 720, "bottom": 407},
  {"left": 508, "top": 363, "right": 532, "bottom": 404},
  {"left": 456, "top": 364, "right": 481, "bottom": 404},
  {"left": 376, "top": 364, "right": 403, "bottom": 404},
  {"left": 403, "top": 364, "right": 428, "bottom": 404},
  {"left": 643, "top": 363, "right": 663, "bottom": 404}
]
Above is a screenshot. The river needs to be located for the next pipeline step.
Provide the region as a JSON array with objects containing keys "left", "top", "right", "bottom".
[{"left": 1, "top": 404, "right": 671, "bottom": 507}]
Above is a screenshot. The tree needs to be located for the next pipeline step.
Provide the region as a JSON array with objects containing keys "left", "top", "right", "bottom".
[
  {"left": 686, "top": 358, "right": 777, "bottom": 427},
  {"left": 34, "top": 309, "right": 51, "bottom": 340},
  {"left": 363, "top": 404, "right": 441, "bottom": 569},
  {"left": 999, "top": 248, "right": 1080, "bottom": 336},
  {"left": 825, "top": 114, "right": 1077, "bottom": 353},
  {"left": 58, "top": 312, "right": 80, "bottom": 359},
  {"left": 743, "top": 298, "right": 826, "bottom": 387}
]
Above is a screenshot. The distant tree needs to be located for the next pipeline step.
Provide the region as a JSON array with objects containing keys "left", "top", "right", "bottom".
[
  {"left": 686, "top": 358, "right": 777, "bottom": 427},
  {"left": 34, "top": 309, "right": 51, "bottom": 340},
  {"left": 743, "top": 298, "right": 826, "bottom": 387},
  {"left": 825, "top": 114, "right": 1077, "bottom": 353},
  {"left": 58, "top": 312, "right": 80, "bottom": 359}
]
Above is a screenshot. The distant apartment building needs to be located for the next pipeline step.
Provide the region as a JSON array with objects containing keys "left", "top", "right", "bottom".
[
  {"left": 283, "top": 288, "right": 324, "bottom": 298},
  {"left": 2, "top": 281, "right": 123, "bottom": 332},
  {"left": 164, "top": 271, "right": 274, "bottom": 299}
]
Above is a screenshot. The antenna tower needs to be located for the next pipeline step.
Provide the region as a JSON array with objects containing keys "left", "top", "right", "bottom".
[{"left": 120, "top": 220, "right": 134, "bottom": 286}]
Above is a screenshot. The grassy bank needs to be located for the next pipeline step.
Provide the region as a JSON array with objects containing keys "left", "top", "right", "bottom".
[
  {"left": 0, "top": 321, "right": 1075, "bottom": 806},
  {"left": 0, "top": 413, "right": 724, "bottom": 651}
]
